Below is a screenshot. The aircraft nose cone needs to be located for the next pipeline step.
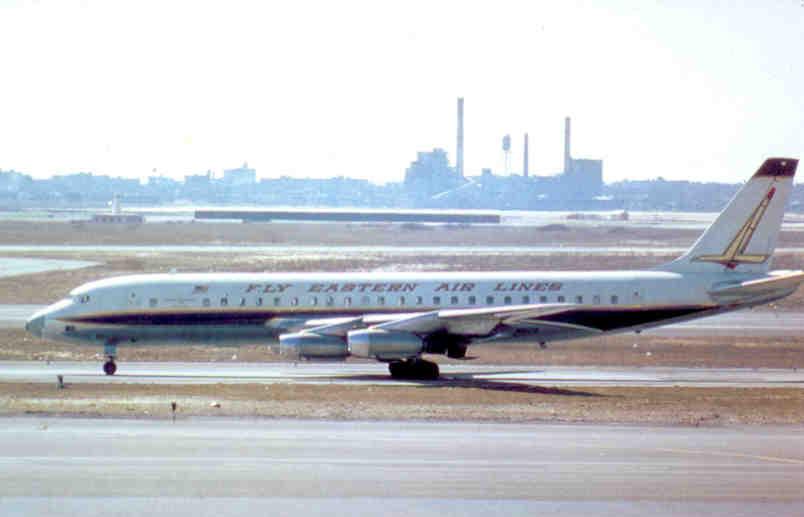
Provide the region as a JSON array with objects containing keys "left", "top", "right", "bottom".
[{"left": 25, "top": 314, "right": 45, "bottom": 337}]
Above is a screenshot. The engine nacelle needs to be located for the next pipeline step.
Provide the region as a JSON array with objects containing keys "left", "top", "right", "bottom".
[
  {"left": 347, "top": 329, "right": 423, "bottom": 360},
  {"left": 278, "top": 332, "right": 348, "bottom": 360}
]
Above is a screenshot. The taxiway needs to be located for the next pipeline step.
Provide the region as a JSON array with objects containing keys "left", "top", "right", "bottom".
[{"left": 1, "top": 361, "right": 802, "bottom": 387}]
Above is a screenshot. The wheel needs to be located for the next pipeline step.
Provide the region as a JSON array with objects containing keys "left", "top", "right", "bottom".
[
  {"left": 389, "top": 359, "right": 439, "bottom": 380},
  {"left": 410, "top": 359, "right": 440, "bottom": 380},
  {"left": 103, "top": 360, "right": 117, "bottom": 376},
  {"left": 389, "top": 361, "right": 407, "bottom": 379},
  {"left": 419, "top": 360, "right": 439, "bottom": 380}
]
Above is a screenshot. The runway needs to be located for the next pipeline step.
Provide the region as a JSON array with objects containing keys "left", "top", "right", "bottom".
[
  {"left": 2, "top": 361, "right": 803, "bottom": 387},
  {"left": 0, "top": 417, "right": 802, "bottom": 516}
]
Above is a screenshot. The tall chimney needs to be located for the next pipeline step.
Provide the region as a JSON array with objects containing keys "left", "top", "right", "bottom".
[
  {"left": 523, "top": 133, "right": 529, "bottom": 177},
  {"left": 563, "top": 116, "right": 572, "bottom": 174},
  {"left": 457, "top": 97, "right": 464, "bottom": 177}
]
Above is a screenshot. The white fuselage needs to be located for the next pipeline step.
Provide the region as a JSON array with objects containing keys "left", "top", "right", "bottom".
[{"left": 28, "top": 269, "right": 757, "bottom": 348}]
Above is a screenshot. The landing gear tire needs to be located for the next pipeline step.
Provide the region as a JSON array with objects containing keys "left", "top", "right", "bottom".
[
  {"left": 103, "top": 341, "right": 118, "bottom": 376},
  {"left": 388, "top": 358, "right": 440, "bottom": 380},
  {"left": 103, "top": 359, "right": 117, "bottom": 376}
]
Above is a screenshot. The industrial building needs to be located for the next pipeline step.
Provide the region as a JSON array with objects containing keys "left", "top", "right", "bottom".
[{"left": 404, "top": 100, "right": 611, "bottom": 210}]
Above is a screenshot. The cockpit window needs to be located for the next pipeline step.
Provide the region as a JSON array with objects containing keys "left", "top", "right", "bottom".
[{"left": 78, "top": 295, "right": 90, "bottom": 304}]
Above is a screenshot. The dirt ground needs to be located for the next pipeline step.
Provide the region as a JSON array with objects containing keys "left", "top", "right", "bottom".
[
  {"left": 0, "top": 220, "right": 709, "bottom": 247},
  {"left": 2, "top": 382, "right": 803, "bottom": 425}
]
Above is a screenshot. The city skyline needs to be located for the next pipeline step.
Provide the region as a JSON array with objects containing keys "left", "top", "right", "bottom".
[{"left": 1, "top": 1, "right": 802, "bottom": 183}]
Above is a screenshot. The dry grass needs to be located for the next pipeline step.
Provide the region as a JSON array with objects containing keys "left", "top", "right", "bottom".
[
  {"left": 2, "top": 381, "right": 803, "bottom": 425},
  {"left": 0, "top": 220, "right": 706, "bottom": 246}
]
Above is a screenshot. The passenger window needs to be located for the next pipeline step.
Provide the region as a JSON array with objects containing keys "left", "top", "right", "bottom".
[
  {"left": 310, "top": 296, "right": 318, "bottom": 306},
  {"left": 468, "top": 295, "right": 476, "bottom": 305},
  {"left": 361, "top": 295, "right": 371, "bottom": 306},
  {"left": 450, "top": 296, "right": 459, "bottom": 305},
  {"left": 149, "top": 298, "right": 158, "bottom": 307},
  {"left": 433, "top": 296, "right": 441, "bottom": 305},
  {"left": 399, "top": 296, "right": 406, "bottom": 306},
  {"left": 416, "top": 296, "right": 424, "bottom": 305},
  {"left": 220, "top": 297, "right": 228, "bottom": 306},
  {"left": 593, "top": 295, "right": 601, "bottom": 304},
  {"left": 486, "top": 296, "right": 494, "bottom": 305},
  {"left": 576, "top": 296, "right": 583, "bottom": 304},
  {"left": 377, "top": 296, "right": 385, "bottom": 306},
  {"left": 522, "top": 296, "right": 530, "bottom": 304},
  {"left": 291, "top": 297, "right": 298, "bottom": 306},
  {"left": 239, "top": 297, "right": 247, "bottom": 306},
  {"left": 503, "top": 296, "right": 512, "bottom": 305},
  {"left": 344, "top": 296, "right": 352, "bottom": 307},
  {"left": 539, "top": 296, "right": 548, "bottom": 303},
  {"left": 202, "top": 298, "right": 211, "bottom": 307},
  {"left": 557, "top": 296, "right": 565, "bottom": 303},
  {"left": 256, "top": 297, "right": 263, "bottom": 306},
  {"left": 611, "top": 295, "right": 619, "bottom": 305},
  {"left": 273, "top": 297, "right": 282, "bottom": 306},
  {"left": 326, "top": 296, "right": 334, "bottom": 307}
]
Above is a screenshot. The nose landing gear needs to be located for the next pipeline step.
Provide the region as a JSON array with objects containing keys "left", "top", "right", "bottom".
[{"left": 103, "top": 341, "right": 118, "bottom": 376}]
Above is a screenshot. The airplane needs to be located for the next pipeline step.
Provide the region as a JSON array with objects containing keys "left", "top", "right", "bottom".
[{"left": 26, "top": 157, "right": 804, "bottom": 380}]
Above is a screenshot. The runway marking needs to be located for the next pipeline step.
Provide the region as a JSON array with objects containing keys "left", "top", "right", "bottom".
[{"left": 656, "top": 447, "right": 804, "bottom": 465}]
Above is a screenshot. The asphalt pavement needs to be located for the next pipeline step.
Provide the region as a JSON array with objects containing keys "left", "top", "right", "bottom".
[
  {"left": 1, "top": 361, "right": 802, "bottom": 387},
  {"left": 0, "top": 417, "right": 802, "bottom": 516}
]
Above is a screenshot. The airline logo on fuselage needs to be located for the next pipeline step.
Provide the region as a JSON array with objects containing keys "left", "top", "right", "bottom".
[
  {"left": 693, "top": 185, "right": 776, "bottom": 269},
  {"left": 226, "top": 282, "right": 564, "bottom": 295}
]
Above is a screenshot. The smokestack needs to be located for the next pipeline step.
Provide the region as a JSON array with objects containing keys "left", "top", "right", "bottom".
[
  {"left": 523, "top": 133, "right": 529, "bottom": 177},
  {"left": 564, "top": 116, "right": 572, "bottom": 174},
  {"left": 457, "top": 97, "right": 464, "bottom": 177}
]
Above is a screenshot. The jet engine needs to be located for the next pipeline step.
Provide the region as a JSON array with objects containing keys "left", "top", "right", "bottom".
[
  {"left": 347, "top": 328, "right": 423, "bottom": 360},
  {"left": 278, "top": 332, "right": 349, "bottom": 360}
]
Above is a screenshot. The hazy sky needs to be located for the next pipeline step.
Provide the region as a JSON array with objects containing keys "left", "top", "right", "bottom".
[{"left": 0, "top": 0, "right": 802, "bottom": 184}]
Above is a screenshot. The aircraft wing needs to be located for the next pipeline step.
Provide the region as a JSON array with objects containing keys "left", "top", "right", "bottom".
[{"left": 301, "top": 303, "right": 599, "bottom": 338}]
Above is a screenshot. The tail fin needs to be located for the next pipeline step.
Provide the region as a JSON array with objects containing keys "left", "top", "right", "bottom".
[{"left": 659, "top": 157, "right": 798, "bottom": 274}]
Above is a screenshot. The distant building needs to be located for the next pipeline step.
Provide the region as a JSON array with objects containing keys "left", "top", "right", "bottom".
[
  {"left": 404, "top": 149, "right": 465, "bottom": 203},
  {"left": 564, "top": 158, "right": 603, "bottom": 200},
  {"left": 223, "top": 163, "right": 256, "bottom": 186},
  {"left": 89, "top": 195, "right": 143, "bottom": 224}
]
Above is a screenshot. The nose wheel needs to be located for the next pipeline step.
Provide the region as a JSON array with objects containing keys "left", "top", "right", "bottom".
[
  {"left": 103, "top": 341, "right": 118, "bottom": 376},
  {"left": 103, "top": 359, "right": 117, "bottom": 376}
]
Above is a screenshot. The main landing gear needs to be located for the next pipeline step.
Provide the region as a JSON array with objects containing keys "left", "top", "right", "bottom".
[
  {"left": 103, "top": 341, "right": 118, "bottom": 376},
  {"left": 388, "top": 358, "right": 440, "bottom": 380}
]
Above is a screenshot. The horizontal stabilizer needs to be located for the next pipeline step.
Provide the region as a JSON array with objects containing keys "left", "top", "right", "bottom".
[{"left": 708, "top": 270, "right": 804, "bottom": 300}]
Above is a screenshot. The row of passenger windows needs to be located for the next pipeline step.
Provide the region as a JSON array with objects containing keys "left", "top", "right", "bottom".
[{"left": 146, "top": 294, "right": 623, "bottom": 308}]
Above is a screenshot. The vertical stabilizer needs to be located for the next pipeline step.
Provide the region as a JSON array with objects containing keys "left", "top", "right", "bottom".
[{"left": 659, "top": 158, "right": 798, "bottom": 274}]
